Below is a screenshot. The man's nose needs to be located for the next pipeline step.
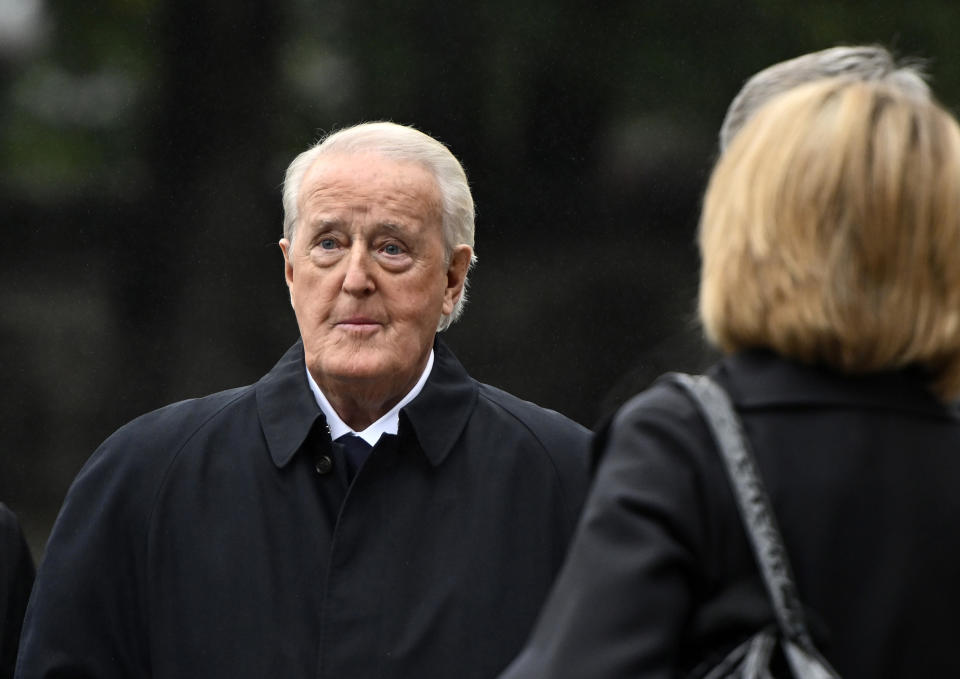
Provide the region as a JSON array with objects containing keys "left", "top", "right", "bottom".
[{"left": 341, "top": 243, "right": 375, "bottom": 295}]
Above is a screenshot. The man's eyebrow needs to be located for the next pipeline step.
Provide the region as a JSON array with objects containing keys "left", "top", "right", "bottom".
[
  {"left": 377, "top": 222, "right": 410, "bottom": 237},
  {"left": 305, "top": 217, "right": 345, "bottom": 231}
]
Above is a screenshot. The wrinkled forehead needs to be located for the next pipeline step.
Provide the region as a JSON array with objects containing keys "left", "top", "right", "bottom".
[
  {"left": 302, "top": 152, "right": 439, "bottom": 202},
  {"left": 298, "top": 152, "right": 443, "bottom": 227}
]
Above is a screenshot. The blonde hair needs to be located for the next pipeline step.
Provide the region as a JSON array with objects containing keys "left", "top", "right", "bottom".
[
  {"left": 719, "top": 45, "right": 929, "bottom": 151},
  {"left": 699, "top": 78, "right": 960, "bottom": 399}
]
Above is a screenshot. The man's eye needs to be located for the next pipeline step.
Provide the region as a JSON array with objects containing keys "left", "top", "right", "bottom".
[
  {"left": 382, "top": 243, "right": 404, "bottom": 255},
  {"left": 318, "top": 238, "right": 338, "bottom": 250}
]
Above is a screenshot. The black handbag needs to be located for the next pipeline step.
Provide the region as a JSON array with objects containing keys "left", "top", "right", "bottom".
[{"left": 670, "top": 373, "right": 842, "bottom": 679}]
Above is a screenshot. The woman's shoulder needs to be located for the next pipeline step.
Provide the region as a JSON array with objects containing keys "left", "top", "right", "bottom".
[{"left": 592, "top": 372, "right": 715, "bottom": 470}]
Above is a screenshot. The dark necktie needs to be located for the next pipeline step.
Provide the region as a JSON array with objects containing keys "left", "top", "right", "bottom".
[{"left": 337, "top": 433, "right": 372, "bottom": 481}]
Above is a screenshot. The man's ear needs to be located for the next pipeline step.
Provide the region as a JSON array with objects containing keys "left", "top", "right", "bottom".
[
  {"left": 279, "top": 238, "right": 295, "bottom": 308},
  {"left": 442, "top": 245, "right": 473, "bottom": 315}
]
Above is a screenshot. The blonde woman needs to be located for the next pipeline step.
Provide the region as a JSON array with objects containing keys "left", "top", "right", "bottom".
[{"left": 501, "top": 77, "right": 960, "bottom": 678}]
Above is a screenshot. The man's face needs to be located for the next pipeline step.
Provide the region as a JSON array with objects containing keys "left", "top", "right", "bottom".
[{"left": 280, "top": 153, "right": 471, "bottom": 412}]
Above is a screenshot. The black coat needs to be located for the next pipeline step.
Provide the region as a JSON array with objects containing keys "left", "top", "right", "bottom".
[
  {"left": 0, "top": 505, "right": 33, "bottom": 679},
  {"left": 16, "top": 339, "right": 590, "bottom": 679},
  {"left": 500, "top": 351, "right": 960, "bottom": 679}
]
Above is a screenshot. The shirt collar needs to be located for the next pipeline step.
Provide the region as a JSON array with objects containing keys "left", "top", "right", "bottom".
[
  {"left": 256, "top": 338, "right": 478, "bottom": 468},
  {"left": 305, "top": 350, "right": 434, "bottom": 447}
]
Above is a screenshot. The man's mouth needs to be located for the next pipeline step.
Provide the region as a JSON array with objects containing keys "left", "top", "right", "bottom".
[{"left": 336, "top": 317, "right": 381, "bottom": 332}]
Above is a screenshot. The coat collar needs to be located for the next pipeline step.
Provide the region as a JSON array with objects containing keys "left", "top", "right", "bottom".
[
  {"left": 256, "top": 340, "right": 324, "bottom": 468},
  {"left": 712, "top": 350, "right": 956, "bottom": 419},
  {"left": 400, "top": 336, "right": 478, "bottom": 467},
  {"left": 256, "top": 337, "right": 478, "bottom": 469}
]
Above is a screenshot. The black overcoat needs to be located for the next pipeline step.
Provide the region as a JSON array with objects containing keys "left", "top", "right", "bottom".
[
  {"left": 500, "top": 350, "right": 960, "bottom": 679},
  {"left": 16, "top": 339, "right": 590, "bottom": 678},
  {"left": 0, "top": 505, "right": 33, "bottom": 679}
]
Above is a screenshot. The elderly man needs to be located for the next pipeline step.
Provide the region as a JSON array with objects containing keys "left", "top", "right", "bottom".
[{"left": 16, "top": 122, "right": 590, "bottom": 679}]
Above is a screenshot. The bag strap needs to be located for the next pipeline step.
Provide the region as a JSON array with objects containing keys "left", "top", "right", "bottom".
[{"left": 668, "top": 372, "right": 816, "bottom": 650}]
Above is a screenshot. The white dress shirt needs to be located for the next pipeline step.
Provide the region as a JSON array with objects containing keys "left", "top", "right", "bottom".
[{"left": 305, "top": 350, "right": 435, "bottom": 447}]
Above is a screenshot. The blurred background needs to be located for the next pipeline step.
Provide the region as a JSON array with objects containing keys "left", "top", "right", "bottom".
[{"left": 4, "top": 0, "right": 960, "bottom": 558}]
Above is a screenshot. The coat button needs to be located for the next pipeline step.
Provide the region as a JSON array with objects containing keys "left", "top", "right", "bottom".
[{"left": 315, "top": 455, "right": 333, "bottom": 475}]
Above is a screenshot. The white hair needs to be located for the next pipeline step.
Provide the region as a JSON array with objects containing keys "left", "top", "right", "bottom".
[
  {"left": 720, "top": 45, "right": 930, "bottom": 151},
  {"left": 282, "top": 121, "right": 477, "bottom": 331}
]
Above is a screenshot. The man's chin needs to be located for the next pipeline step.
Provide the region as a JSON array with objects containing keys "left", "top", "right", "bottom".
[{"left": 309, "top": 353, "right": 395, "bottom": 385}]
